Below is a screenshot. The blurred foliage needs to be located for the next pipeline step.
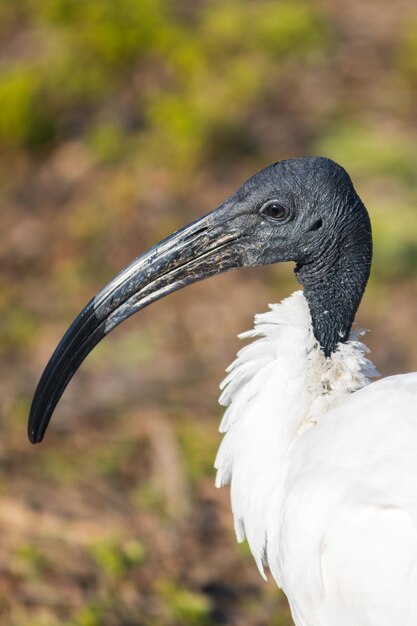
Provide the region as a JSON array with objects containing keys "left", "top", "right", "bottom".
[
  {"left": 157, "top": 580, "right": 212, "bottom": 625},
  {"left": 89, "top": 538, "right": 146, "bottom": 579},
  {"left": 177, "top": 418, "right": 220, "bottom": 485},
  {"left": 0, "top": 0, "right": 328, "bottom": 158},
  {"left": 1, "top": 0, "right": 417, "bottom": 625}
]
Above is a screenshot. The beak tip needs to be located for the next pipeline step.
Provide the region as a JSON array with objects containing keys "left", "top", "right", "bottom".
[
  {"left": 28, "top": 433, "right": 43, "bottom": 445},
  {"left": 28, "top": 419, "right": 45, "bottom": 445},
  {"left": 28, "top": 430, "right": 37, "bottom": 445}
]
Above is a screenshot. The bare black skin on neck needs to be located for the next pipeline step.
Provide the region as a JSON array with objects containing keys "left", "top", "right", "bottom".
[{"left": 294, "top": 182, "right": 372, "bottom": 357}]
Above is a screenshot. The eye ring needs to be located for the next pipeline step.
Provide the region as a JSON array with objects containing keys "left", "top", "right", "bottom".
[{"left": 260, "top": 200, "right": 291, "bottom": 223}]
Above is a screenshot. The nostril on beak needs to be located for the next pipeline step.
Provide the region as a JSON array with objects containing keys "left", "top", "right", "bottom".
[{"left": 308, "top": 218, "right": 323, "bottom": 232}]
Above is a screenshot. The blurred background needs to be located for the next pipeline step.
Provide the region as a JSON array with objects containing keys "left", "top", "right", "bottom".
[{"left": 1, "top": 0, "right": 417, "bottom": 624}]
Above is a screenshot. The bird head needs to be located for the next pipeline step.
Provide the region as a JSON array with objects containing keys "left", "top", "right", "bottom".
[{"left": 28, "top": 157, "right": 372, "bottom": 443}]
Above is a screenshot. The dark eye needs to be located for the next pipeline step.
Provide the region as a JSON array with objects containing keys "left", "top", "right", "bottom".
[{"left": 260, "top": 200, "right": 289, "bottom": 221}]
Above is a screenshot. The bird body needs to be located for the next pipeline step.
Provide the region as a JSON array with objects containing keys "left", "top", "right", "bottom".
[
  {"left": 28, "top": 157, "right": 417, "bottom": 625},
  {"left": 216, "top": 290, "right": 417, "bottom": 625}
]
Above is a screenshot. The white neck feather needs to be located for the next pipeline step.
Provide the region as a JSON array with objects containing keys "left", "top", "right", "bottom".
[{"left": 214, "top": 291, "right": 378, "bottom": 579}]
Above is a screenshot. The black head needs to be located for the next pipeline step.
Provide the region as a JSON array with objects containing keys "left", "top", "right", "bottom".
[
  {"left": 221, "top": 157, "right": 370, "bottom": 268},
  {"left": 28, "top": 156, "right": 372, "bottom": 443},
  {"left": 217, "top": 157, "right": 372, "bottom": 354}
]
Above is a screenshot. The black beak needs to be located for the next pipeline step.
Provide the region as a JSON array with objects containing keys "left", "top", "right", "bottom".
[{"left": 28, "top": 207, "right": 245, "bottom": 444}]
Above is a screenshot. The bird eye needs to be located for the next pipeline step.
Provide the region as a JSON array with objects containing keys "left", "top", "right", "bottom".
[{"left": 260, "top": 200, "right": 289, "bottom": 222}]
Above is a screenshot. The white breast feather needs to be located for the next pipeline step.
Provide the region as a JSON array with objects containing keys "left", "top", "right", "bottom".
[{"left": 215, "top": 291, "right": 378, "bottom": 580}]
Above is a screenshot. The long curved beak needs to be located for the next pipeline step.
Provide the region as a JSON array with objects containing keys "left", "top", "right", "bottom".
[{"left": 28, "top": 206, "right": 245, "bottom": 443}]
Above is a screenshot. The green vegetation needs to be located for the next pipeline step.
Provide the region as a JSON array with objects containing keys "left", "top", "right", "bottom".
[
  {"left": 89, "top": 538, "right": 146, "bottom": 579},
  {"left": 177, "top": 418, "right": 220, "bottom": 484},
  {"left": 1, "top": 1, "right": 417, "bottom": 625},
  {"left": 0, "top": 0, "right": 328, "bottom": 160},
  {"left": 157, "top": 580, "right": 212, "bottom": 625}
]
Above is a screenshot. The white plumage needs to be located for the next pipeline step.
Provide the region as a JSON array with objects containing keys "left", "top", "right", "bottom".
[{"left": 215, "top": 290, "right": 417, "bottom": 626}]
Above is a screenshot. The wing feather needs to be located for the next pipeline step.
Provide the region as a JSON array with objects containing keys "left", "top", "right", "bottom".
[{"left": 277, "top": 373, "right": 417, "bottom": 626}]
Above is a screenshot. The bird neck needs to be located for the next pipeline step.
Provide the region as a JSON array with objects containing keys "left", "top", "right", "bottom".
[{"left": 295, "top": 208, "right": 372, "bottom": 357}]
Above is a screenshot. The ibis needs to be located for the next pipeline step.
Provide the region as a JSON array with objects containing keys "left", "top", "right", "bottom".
[{"left": 29, "top": 157, "right": 417, "bottom": 625}]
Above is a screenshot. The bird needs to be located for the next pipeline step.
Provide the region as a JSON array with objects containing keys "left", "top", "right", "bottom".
[{"left": 28, "top": 156, "right": 417, "bottom": 626}]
